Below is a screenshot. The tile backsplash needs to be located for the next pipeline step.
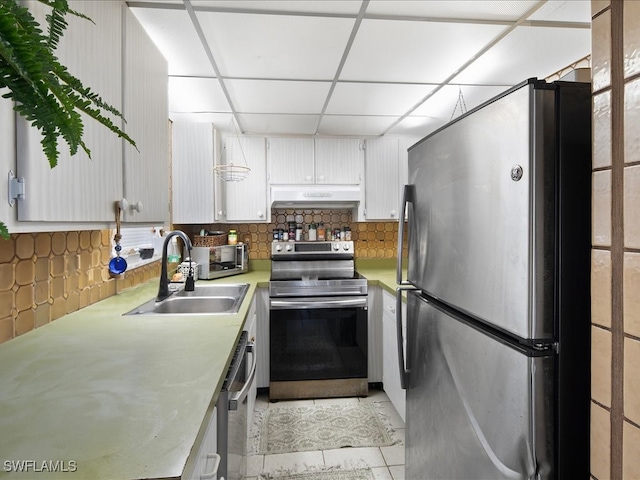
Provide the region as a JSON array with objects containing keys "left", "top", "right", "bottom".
[
  {"left": 0, "top": 230, "right": 160, "bottom": 344},
  {"left": 175, "top": 209, "right": 407, "bottom": 260}
]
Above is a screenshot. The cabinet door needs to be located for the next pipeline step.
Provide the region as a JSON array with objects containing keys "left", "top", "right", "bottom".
[
  {"left": 172, "top": 123, "right": 215, "bottom": 224},
  {"left": 315, "top": 138, "right": 363, "bottom": 184},
  {"left": 122, "top": 6, "right": 169, "bottom": 223},
  {"left": 365, "top": 137, "right": 400, "bottom": 220},
  {"left": 268, "top": 137, "right": 314, "bottom": 184},
  {"left": 382, "top": 291, "right": 406, "bottom": 422},
  {"left": 246, "top": 296, "right": 258, "bottom": 439},
  {"left": 256, "top": 288, "right": 270, "bottom": 389},
  {"left": 188, "top": 406, "right": 218, "bottom": 480},
  {"left": 219, "top": 136, "right": 268, "bottom": 222},
  {"left": 15, "top": 1, "right": 123, "bottom": 222}
]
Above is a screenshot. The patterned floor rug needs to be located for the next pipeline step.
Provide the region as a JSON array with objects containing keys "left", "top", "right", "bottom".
[
  {"left": 257, "top": 402, "right": 395, "bottom": 454},
  {"left": 259, "top": 468, "right": 374, "bottom": 480}
]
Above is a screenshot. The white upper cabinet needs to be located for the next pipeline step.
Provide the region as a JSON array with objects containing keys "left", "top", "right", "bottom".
[
  {"left": 13, "top": 2, "right": 169, "bottom": 225},
  {"left": 122, "top": 6, "right": 169, "bottom": 223},
  {"left": 267, "top": 137, "right": 314, "bottom": 184},
  {"left": 15, "top": 1, "right": 123, "bottom": 222},
  {"left": 364, "top": 136, "right": 414, "bottom": 220},
  {"left": 218, "top": 136, "right": 268, "bottom": 222},
  {"left": 314, "top": 138, "right": 363, "bottom": 185},
  {"left": 364, "top": 137, "right": 400, "bottom": 220},
  {"left": 172, "top": 123, "right": 216, "bottom": 224},
  {"left": 268, "top": 137, "right": 363, "bottom": 185}
]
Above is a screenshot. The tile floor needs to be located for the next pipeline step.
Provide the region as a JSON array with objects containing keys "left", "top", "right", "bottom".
[{"left": 246, "top": 389, "right": 405, "bottom": 480}]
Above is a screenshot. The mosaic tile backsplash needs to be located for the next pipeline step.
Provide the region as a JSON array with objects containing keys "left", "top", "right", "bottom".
[
  {"left": 176, "top": 209, "right": 407, "bottom": 260},
  {"left": 0, "top": 230, "right": 160, "bottom": 344}
]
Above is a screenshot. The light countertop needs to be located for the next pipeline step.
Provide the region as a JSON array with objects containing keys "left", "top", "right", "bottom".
[{"left": 0, "top": 261, "right": 399, "bottom": 479}]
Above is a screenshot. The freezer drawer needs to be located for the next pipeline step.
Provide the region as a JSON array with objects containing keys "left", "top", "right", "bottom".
[{"left": 405, "top": 292, "right": 555, "bottom": 479}]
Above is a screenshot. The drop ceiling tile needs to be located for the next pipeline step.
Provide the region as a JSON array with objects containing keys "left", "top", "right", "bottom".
[
  {"left": 386, "top": 115, "right": 447, "bottom": 138},
  {"left": 317, "top": 115, "right": 399, "bottom": 136},
  {"left": 195, "top": 11, "right": 354, "bottom": 79},
  {"left": 452, "top": 25, "right": 591, "bottom": 85},
  {"left": 341, "top": 18, "right": 507, "bottom": 83},
  {"left": 365, "top": 0, "right": 539, "bottom": 22},
  {"left": 238, "top": 114, "right": 320, "bottom": 135},
  {"left": 187, "top": 1, "right": 362, "bottom": 15},
  {"left": 527, "top": 1, "right": 591, "bottom": 23},
  {"left": 326, "top": 83, "right": 436, "bottom": 116},
  {"left": 130, "top": 7, "right": 215, "bottom": 77},
  {"left": 412, "top": 84, "right": 510, "bottom": 121},
  {"left": 225, "top": 79, "right": 331, "bottom": 114},
  {"left": 168, "top": 77, "right": 230, "bottom": 112}
]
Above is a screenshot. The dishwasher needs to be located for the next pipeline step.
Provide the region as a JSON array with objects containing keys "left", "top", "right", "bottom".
[{"left": 215, "top": 330, "right": 256, "bottom": 480}]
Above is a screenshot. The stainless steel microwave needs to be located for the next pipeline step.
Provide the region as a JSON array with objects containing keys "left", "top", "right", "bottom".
[{"left": 190, "top": 244, "right": 249, "bottom": 280}]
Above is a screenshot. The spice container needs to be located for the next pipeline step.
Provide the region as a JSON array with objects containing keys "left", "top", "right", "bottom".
[
  {"left": 288, "top": 222, "right": 296, "bottom": 241},
  {"left": 228, "top": 230, "right": 238, "bottom": 245},
  {"left": 309, "top": 222, "right": 317, "bottom": 241},
  {"left": 317, "top": 222, "right": 326, "bottom": 241},
  {"left": 344, "top": 226, "right": 352, "bottom": 241},
  {"left": 295, "top": 223, "right": 303, "bottom": 241}
]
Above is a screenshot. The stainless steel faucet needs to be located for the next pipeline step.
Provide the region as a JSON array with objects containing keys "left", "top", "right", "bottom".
[{"left": 157, "top": 230, "right": 194, "bottom": 302}]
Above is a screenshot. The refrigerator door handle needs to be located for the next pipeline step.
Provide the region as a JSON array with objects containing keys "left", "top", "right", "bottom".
[
  {"left": 397, "top": 184, "right": 414, "bottom": 286},
  {"left": 396, "top": 287, "right": 412, "bottom": 389}
]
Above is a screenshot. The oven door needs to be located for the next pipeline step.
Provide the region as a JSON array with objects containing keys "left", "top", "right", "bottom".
[{"left": 269, "top": 296, "right": 368, "bottom": 385}]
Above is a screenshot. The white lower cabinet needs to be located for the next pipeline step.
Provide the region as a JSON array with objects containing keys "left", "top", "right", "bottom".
[
  {"left": 187, "top": 406, "right": 219, "bottom": 480},
  {"left": 256, "top": 288, "right": 270, "bottom": 389},
  {"left": 381, "top": 289, "right": 406, "bottom": 422}
]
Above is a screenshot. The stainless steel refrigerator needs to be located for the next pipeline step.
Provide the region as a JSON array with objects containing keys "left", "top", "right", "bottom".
[{"left": 396, "top": 79, "right": 591, "bottom": 479}]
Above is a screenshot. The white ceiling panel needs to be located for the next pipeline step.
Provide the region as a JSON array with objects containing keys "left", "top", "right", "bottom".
[
  {"left": 238, "top": 114, "right": 321, "bottom": 135},
  {"left": 341, "top": 18, "right": 507, "bottom": 83},
  {"left": 186, "top": 1, "right": 362, "bottom": 15},
  {"left": 168, "top": 77, "right": 230, "bottom": 112},
  {"left": 452, "top": 25, "right": 591, "bottom": 85},
  {"left": 528, "top": 1, "right": 591, "bottom": 23},
  {"left": 412, "top": 84, "right": 510, "bottom": 120},
  {"left": 225, "top": 80, "right": 331, "bottom": 114},
  {"left": 317, "top": 115, "right": 399, "bottom": 136},
  {"left": 128, "top": 1, "right": 592, "bottom": 138},
  {"left": 387, "top": 115, "right": 448, "bottom": 138},
  {"left": 195, "top": 11, "right": 354, "bottom": 79},
  {"left": 326, "top": 82, "right": 437, "bottom": 116},
  {"left": 365, "top": 0, "right": 539, "bottom": 22},
  {"left": 130, "top": 7, "right": 215, "bottom": 77}
]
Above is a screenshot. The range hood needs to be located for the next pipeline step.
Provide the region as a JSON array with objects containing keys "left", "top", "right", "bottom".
[{"left": 271, "top": 185, "right": 361, "bottom": 209}]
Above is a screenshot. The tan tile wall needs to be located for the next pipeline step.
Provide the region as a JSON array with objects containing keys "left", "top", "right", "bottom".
[
  {"left": 0, "top": 230, "right": 160, "bottom": 345},
  {"left": 177, "top": 209, "right": 406, "bottom": 260},
  {"left": 591, "top": 1, "right": 640, "bottom": 478}
]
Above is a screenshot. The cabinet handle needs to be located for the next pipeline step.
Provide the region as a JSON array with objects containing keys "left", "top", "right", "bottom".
[
  {"left": 257, "top": 211, "right": 264, "bottom": 218},
  {"left": 130, "top": 201, "right": 143, "bottom": 213},
  {"left": 388, "top": 305, "right": 396, "bottom": 314},
  {"left": 318, "top": 174, "right": 325, "bottom": 181},
  {"left": 305, "top": 175, "right": 313, "bottom": 182},
  {"left": 200, "top": 453, "right": 220, "bottom": 479},
  {"left": 390, "top": 210, "right": 397, "bottom": 217}
]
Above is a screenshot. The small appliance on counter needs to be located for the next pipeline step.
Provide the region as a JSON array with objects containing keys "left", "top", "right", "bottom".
[{"left": 190, "top": 244, "right": 249, "bottom": 280}]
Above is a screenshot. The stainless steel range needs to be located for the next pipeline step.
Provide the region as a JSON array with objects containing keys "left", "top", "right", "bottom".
[{"left": 269, "top": 241, "right": 368, "bottom": 401}]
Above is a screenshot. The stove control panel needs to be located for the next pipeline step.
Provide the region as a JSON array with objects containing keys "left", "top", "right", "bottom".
[{"left": 271, "top": 241, "right": 353, "bottom": 257}]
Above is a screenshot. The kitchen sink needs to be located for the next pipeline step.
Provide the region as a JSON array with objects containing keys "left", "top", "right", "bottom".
[{"left": 124, "top": 283, "right": 249, "bottom": 316}]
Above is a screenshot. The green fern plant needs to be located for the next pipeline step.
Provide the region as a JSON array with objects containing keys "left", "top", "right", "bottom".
[{"left": 0, "top": 0, "right": 137, "bottom": 239}]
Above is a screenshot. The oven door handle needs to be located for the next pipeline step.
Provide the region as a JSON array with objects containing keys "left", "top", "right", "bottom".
[
  {"left": 228, "top": 342, "right": 256, "bottom": 411},
  {"left": 270, "top": 297, "right": 368, "bottom": 309}
]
